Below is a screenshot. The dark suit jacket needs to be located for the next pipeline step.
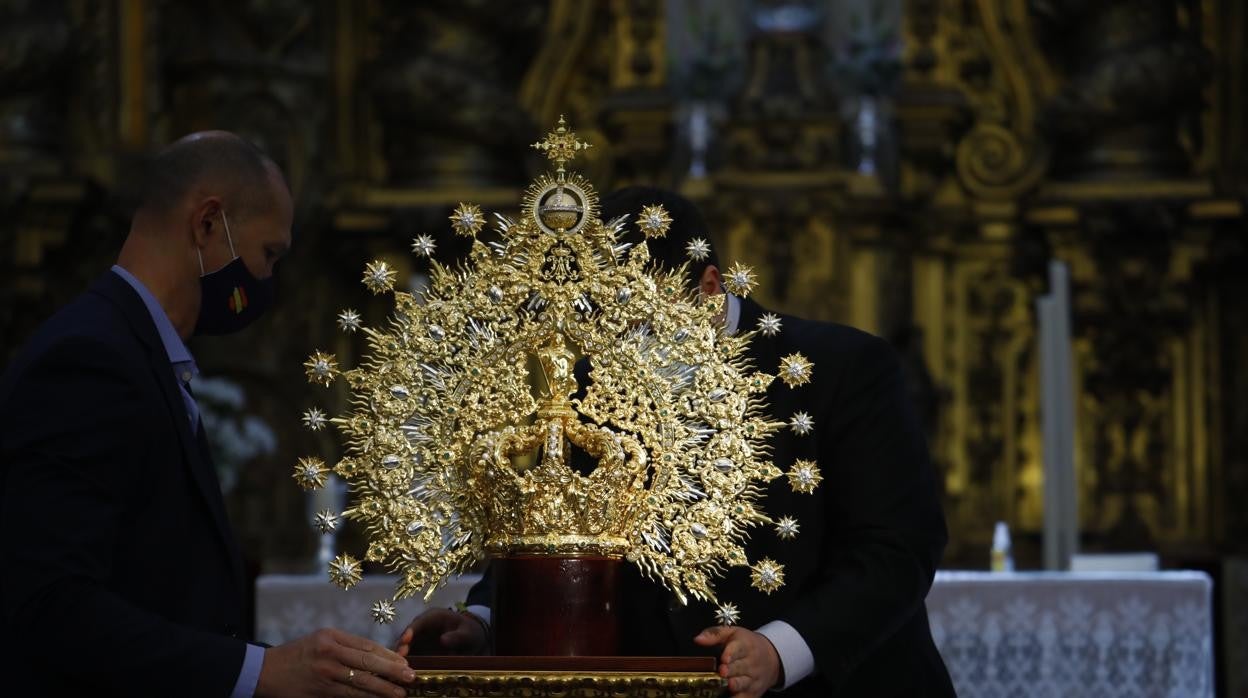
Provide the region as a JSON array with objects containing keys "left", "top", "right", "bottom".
[
  {"left": 469, "top": 297, "right": 954, "bottom": 697},
  {"left": 0, "top": 272, "right": 249, "bottom": 697}
]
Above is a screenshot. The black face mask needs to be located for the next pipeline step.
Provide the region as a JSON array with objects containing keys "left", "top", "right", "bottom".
[{"left": 193, "top": 210, "right": 275, "bottom": 336}]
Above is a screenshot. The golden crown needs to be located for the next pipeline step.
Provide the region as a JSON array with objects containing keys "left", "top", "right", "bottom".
[{"left": 295, "top": 118, "right": 819, "bottom": 623}]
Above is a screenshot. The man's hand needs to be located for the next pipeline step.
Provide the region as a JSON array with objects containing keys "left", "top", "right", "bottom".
[
  {"left": 394, "top": 608, "right": 488, "bottom": 656},
  {"left": 694, "top": 626, "right": 783, "bottom": 698},
  {"left": 256, "top": 627, "right": 415, "bottom": 698}
]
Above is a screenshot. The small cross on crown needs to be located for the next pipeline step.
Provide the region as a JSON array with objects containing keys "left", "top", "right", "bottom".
[{"left": 531, "top": 115, "right": 591, "bottom": 177}]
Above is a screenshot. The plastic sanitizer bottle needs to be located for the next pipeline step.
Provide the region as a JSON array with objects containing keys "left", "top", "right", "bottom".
[{"left": 991, "top": 521, "right": 1014, "bottom": 572}]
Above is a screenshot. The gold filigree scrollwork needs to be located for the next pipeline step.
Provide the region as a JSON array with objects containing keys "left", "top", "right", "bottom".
[{"left": 297, "top": 119, "right": 808, "bottom": 618}]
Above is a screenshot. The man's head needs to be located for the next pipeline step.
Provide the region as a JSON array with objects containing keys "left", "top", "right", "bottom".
[
  {"left": 598, "top": 186, "right": 722, "bottom": 296},
  {"left": 123, "top": 131, "right": 292, "bottom": 337}
]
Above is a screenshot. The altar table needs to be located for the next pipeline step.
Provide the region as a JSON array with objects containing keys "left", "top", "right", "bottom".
[
  {"left": 256, "top": 569, "right": 1214, "bottom": 697},
  {"left": 927, "top": 570, "right": 1214, "bottom": 698}
]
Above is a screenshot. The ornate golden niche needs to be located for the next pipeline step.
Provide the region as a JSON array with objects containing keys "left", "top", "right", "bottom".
[
  {"left": 891, "top": 0, "right": 1244, "bottom": 563},
  {"left": 0, "top": 0, "right": 1244, "bottom": 579},
  {"left": 160, "top": 0, "right": 1248, "bottom": 568}
]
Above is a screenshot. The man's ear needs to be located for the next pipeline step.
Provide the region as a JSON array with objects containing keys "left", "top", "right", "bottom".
[
  {"left": 189, "top": 196, "right": 224, "bottom": 248},
  {"left": 699, "top": 265, "right": 722, "bottom": 296}
]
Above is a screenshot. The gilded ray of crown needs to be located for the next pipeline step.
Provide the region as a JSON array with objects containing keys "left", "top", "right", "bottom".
[{"left": 297, "top": 118, "right": 805, "bottom": 613}]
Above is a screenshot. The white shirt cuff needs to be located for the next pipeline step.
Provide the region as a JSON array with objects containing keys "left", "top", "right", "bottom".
[
  {"left": 756, "top": 620, "right": 815, "bottom": 690},
  {"left": 229, "top": 643, "right": 265, "bottom": 698},
  {"left": 465, "top": 604, "right": 492, "bottom": 628}
]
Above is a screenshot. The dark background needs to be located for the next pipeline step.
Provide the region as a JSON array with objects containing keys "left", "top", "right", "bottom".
[{"left": 1, "top": 0, "right": 1245, "bottom": 689}]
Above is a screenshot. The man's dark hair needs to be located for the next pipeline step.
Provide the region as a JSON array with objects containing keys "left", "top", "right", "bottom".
[
  {"left": 138, "top": 131, "right": 279, "bottom": 220},
  {"left": 598, "top": 186, "right": 721, "bottom": 289}
]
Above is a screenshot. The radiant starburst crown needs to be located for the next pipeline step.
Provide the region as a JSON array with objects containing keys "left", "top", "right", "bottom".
[{"left": 296, "top": 117, "right": 820, "bottom": 620}]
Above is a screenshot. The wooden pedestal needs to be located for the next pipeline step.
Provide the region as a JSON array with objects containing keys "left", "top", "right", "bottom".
[
  {"left": 406, "top": 556, "right": 722, "bottom": 695},
  {"left": 406, "top": 656, "right": 724, "bottom": 697}
]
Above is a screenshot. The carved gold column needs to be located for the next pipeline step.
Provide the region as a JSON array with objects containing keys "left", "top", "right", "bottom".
[{"left": 896, "top": 0, "right": 1055, "bottom": 561}]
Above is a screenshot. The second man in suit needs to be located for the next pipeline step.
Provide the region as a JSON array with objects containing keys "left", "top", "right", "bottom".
[{"left": 396, "top": 188, "right": 955, "bottom": 698}]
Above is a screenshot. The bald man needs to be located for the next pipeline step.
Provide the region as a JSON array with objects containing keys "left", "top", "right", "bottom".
[{"left": 0, "top": 132, "right": 413, "bottom": 697}]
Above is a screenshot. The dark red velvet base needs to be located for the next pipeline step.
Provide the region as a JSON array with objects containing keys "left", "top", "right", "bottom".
[{"left": 491, "top": 555, "right": 621, "bottom": 656}]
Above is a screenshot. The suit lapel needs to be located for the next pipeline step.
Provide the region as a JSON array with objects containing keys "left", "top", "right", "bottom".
[
  {"left": 90, "top": 273, "right": 245, "bottom": 592},
  {"left": 736, "top": 295, "right": 765, "bottom": 337},
  {"left": 737, "top": 296, "right": 781, "bottom": 373},
  {"left": 188, "top": 408, "right": 246, "bottom": 591}
]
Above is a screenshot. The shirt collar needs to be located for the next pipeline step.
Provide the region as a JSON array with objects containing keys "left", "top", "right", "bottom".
[
  {"left": 723, "top": 293, "right": 741, "bottom": 336},
  {"left": 111, "top": 265, "right": 198, "bottom": 379}
]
